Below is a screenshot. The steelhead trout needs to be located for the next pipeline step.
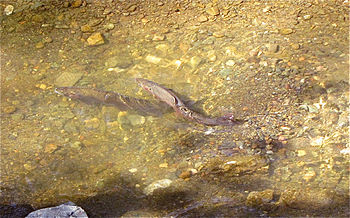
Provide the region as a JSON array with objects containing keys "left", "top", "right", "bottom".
[
  {"left": 136, "top": 78, "right": 243, "bottom": 126},
  {"left": 55, "top": 87, "right": 171, "bottom": 116}
]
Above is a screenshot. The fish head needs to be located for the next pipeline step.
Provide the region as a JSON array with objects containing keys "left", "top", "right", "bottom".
[
  {"left": 135, "top": 78, "right": 156, "bottom": 93},
  {"left": 136, "top": 78, "right": 180, "bottom": 107},
  {"left": 55, "top": 87, "right": 83, "bottom": 99}
]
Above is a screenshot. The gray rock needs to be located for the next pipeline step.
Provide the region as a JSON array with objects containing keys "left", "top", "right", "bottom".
[
  {"left": 26, "top": 201, "right": 88, "bottom": 218},
  {"left": 143, "top": 179, "right": 173, "bottom": 195},
  {"left": 55, "top": 72, "right": 83, "bottom": 87}
]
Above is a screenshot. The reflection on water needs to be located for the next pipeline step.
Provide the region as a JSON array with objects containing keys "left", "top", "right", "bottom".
[{"left": 1, "top": 0, "right": 349, "bottom": 217}]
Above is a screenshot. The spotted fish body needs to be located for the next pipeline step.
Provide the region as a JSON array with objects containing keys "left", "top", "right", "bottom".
[{"left": 55, "top": 87, "right": 170, "bottom": 116}]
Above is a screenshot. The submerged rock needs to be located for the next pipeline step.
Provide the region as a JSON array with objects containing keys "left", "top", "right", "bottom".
[
  {"left": 25, "top": 202, "right": 87, "bottom": 218},
  {"left": 143, "top": 179, "right": 173, "bottom": 195}
]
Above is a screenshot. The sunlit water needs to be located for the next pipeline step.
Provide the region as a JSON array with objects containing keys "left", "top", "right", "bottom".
[{"left": 1, "top": 1, "right": 349, "bottom": 217}]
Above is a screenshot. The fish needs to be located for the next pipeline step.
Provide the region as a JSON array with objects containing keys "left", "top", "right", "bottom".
[
  {"left": 135, "top": 78, "right": 185, "bottom": 108},
  {"left": 55, "top": 86, "right": 171, "bottom": 116},
  {"left": 136, "top": 78, "right": 243, "bottom": 126}
]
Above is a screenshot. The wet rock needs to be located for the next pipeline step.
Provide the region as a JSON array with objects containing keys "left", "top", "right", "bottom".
[
  {"left": 267, "top": 43, "right": 279, "bottom": 53},
  {"left": 213, "top": 31, "right": 224, "bottom": 38},
  {"left": 87, "top": 32, "right": 105, "bottom": 46},
  {"left": 302, "top": 168, "right": 316, "bottom": 182},
  {"left": 155, "top": 44, "right": 170, "bottom": 54},
  {"left": 179, "top": 168, "right": 197, "bottom": 179},
  {"left": 80, "top": 24, "right": 93, "bottom": 32},
  {"left": 225, "top": 60, "right": 235, "bottom": 66},
  {"left": 207, "top": 50, "right": 216, "bottom": 62},
  {"left": 143, "top": 179, "right": 173, "bottom": 195},
  {"left": 291, "top": 43, "right": 300, "bottom": 50},
  {"left": 218, "top": 68, "right": 232, "bottom": 77},
  {"left": 44, "top": 144, "right": 58, "bottom": 153},
  {"left": 303, "top": 15, "right": 312, "bottom": 20},
  {"left": 198, "top": 15, "right": 208, "bottom": 22},
  {"left": 127, "top": 4, "right": 137, "bottom": 12},
  {"left": 145, "top": 55, "right": 162, "bottom": 64},
  {"left": 35, "top": 42, "right": 45, "bottom": 49},
  {"left": 206, "top": 6, "right": 220, "bottom": 16},
  {"left": 104, "top": 23, "right": 115, "bottom": 30},
  {"left": 2, "top": 105, "right": 16, "bottom": 114},
  {"left": 279, "top": 28, "right": 293, "bottom": 35},
  {"left": 71, "top": 0, "right": 83, "bottom": 8},
  {"left": 296, "top": 150, "right": 306, "bottom": 157},
  {"left": 23, "top": 163, "right": 36, "bottom": 171},
  {"left": 26, "top": 202, "right": 87, "bottom": 218},
  {"left": 262, "top": 6, "right": 271, "bottom": 13},
  {"left": 84, "top": 117, "right": 100, "bottom": 130},
  {"left": 55, "top": 24, "right": 69, "bottom": 29},
  {"left": 55, "top": 72, "right": 83, "bottom": 87},
  {"left": 279, "top": 189, "right": 332, "bottom": 210},
  {"left": 12, "top": 113, "right": 24, "bottom": 121},
  {"left": 190, "top": 56, "right": 202, "bottom": 68},
  {"left": 4, "top": 5, "right": 14, "bottom": 15},
  {"left": 159, "top": 162, "right": 168, "bottom": 168},
  {"left": 179, "top": 170, "right": 192, "bottom": 179},
  {"left": 246, "top": 189, "right": 274, "bottom": 208},
  {"left": 127, "top": 114, "right": 145, "bottom": 126},
  {"left": 43, "top": 37, "right": 53, "bottom": 43},
  {"left": 152, "top": 34, "right": 165, "bottom": 41}
]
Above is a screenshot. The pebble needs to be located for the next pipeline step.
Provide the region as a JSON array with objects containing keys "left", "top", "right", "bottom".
[
  {"left": 267, "top": 43, "right": 279, "bottom": 53},
  {"left": 127, "top": 114, "right": 145, "bottom": 126},
  {"left": 11, "top": 113, "right": 24, "bottom": 121},
  {"left": 291, "top": 43, "right": 300, "bottom": 50},
  {"left": 303, "top": 15, "right": 312, "bottom": 20},
  {"left": 71, "top": 0, "right": 82, "bottom": 8},
  {"left": 159, "top": 163, "right": 168, "bottom": 168},
  {"left": 225, "top": 60, "right": 235, "bottom": 66},
  {"left": 87, "top": 32, "right": 105, "bottom": 46},
  {"left": 198, "top": 15, "right": 208, "bottom": 22},
  {"left": 152, "top": 34, "right": 165, "bottom": 41},
  {"left": 179, "top": 170, "right": 192, "bottom": 179},
  {"left": 279, "top": 28, "right": 293, "bottom": 35},
  {"left": 84, "top": 117, "right": 100, "bottom": 129},
  {"left": 3, "top": 105, "right": 17, "bottom": 114},
  {"left": 4, "top": 5, "right": 14, "bottom": 15},
  {"left": 81, "top": 25, "right": 93, "bottom": 33},
  {"left": 44, "top": 144, "right": 58, "bottom": 153},
  {"left": 35, "top": 42, "right": 45, "bottom": 49},
  {"left": 303, "top": 168, "right": 316, "bottom": 182},
  {"left": 24, "top": 163, "right": 36, "bottom": 171},
  {"left": 296, "top": 150, "right": 306, "bottom": 157},
  {"left": 190, "top": 56, "right": 202, "bottom": 68},
  {"left": 104, "top": 23, "right": 115, "bottom": 30},
  {"left": 207, "top": 50, "right": 216, "bottom": 62},
  {"left": 43, "top": 37, "right": 53, "bottom": 43},
  {"left": 143, "top": 179, "right": 173, "bottom": 195},
  {"left": 71, "top": 141, "right": 82, "bottom": 149},
  {"left": 145, "top": 55, "right": 162, "bottom": 64},
  {"left": 55, "top": 72, "right": 83, "bottom": 86},
  {"left": 127, "top": 4, "right": 137, "bottom": 12},
  {"left": 206, "top": 6, "right": 220, "bottom": 16},
  {"left": 213, "top": 31, "right": 225, "bottom": 38},
  {"left": 38, "top": 84, "right": 47, "bottom": 90},
  {"left": 245, "top": 189, "right": 274, "bottom": 207},
  {"left": 155, "top": 44, "right": 169, "bottom": 54},
  {"left": 262, "top": 6, "right": 271, "bottom": 13},
  {"left": 129, "top": 168, "right": 137, "bottom": 173}
]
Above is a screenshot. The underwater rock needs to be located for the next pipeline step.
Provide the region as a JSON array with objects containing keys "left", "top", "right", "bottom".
[{"left": 25, "top": 202, "right": 87, "bottom": 218}]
